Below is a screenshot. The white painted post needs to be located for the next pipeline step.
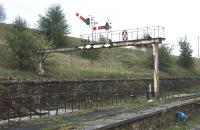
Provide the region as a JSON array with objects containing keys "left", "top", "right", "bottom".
[{"left": 152, "top": 44, "right": 159, "bottom": 97}]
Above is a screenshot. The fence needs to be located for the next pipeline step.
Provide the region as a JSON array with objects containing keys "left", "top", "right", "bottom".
[
  {"left": 0, "top": 77, "right": 200, "bottom": 121},
  {"left": 80, "top": 26, "right": 165, "bottom": 43}
]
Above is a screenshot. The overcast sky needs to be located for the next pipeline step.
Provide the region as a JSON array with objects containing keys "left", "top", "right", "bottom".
[{"left": 1, "top": 0, "right": 200, "bottom": 56}]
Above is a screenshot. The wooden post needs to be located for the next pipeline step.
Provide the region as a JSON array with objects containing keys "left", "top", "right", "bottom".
[
  {"left": 152, "top": 44, "right": 159, "bottom": 97},
  {"left": 37, "top": 54, "right": 44, "bottom": 74}
]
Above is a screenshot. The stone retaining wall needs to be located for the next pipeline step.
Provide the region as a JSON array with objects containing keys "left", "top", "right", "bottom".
[{"left": 0, "top": 78, "right": 200, "bottom": 96}]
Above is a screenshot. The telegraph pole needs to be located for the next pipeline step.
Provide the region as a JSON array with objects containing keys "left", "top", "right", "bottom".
[{"left": 198, "top": 36, "right": 199, "bottom": 58}]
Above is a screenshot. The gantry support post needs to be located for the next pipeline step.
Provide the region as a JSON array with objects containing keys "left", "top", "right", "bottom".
[
  {"left": 152, "top": 43, "right": 159, "bottom": 97},
  {"left": 37, "top": 54, "right": 44, "bottom": 74}
]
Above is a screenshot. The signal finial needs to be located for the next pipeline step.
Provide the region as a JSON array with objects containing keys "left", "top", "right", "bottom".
[{"left": 76, "top": 12, "right": 79, "bottom": 17}]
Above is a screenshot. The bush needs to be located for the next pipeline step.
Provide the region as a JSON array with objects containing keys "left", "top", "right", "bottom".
[
  {"left": 38, "top": 4, "right": 70, "bottom": 47},
  {"left": 158, "top": 44, "right": 173, "bottom": 71},
  {"left": 178, "top": 38, "right": 194, "bottom": 69},
  {"left": 6, "top": 17, "right": 48, "bottom": 70}
]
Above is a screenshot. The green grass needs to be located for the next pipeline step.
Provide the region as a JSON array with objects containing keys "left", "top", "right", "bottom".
[
  {"left": 0, "top": 67, "right": 38, "bottom": 79},
  {"left": 182, "top": 85, "right": 200, "bottom": 93},
  {"left": 42, "top": 48, "right": 153, "bottom": 79}
]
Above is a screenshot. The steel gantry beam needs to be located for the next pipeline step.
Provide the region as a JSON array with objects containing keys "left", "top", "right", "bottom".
[{"left": 37, "top": 38, "right": 164, "bottom": 54}]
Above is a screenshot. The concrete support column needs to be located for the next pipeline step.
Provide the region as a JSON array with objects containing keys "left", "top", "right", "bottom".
[{"left": 152, "top": 44, "right": 159, "bottom": 97}]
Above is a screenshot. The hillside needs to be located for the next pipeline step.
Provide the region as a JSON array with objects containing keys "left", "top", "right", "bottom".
[{"left": 0, "top": 23, "right": 200, "bottom": 80}]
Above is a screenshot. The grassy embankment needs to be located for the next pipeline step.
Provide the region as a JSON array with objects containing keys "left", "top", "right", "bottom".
[{"left": 0, "top": 23, "right": 200, "bottom": 80}]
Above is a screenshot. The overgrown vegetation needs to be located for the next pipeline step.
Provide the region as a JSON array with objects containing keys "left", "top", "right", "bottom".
[{"left": 6, "top": 16, "right": 48, "bottom": 70}]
